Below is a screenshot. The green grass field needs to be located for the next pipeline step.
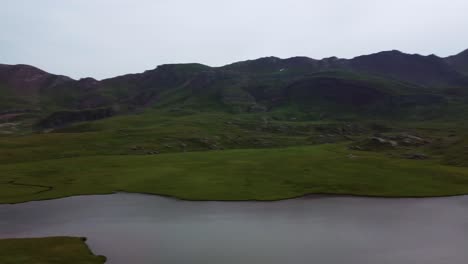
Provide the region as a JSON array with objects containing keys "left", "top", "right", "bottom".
[
  {"left": 1, "top": 111, "right": 468, "bottom": 204},
  {"left": 0, "top": 111, "right": 326, "bottom": 164},
  {"left": 0, "top": 237, "right": 106, "bottom": 264},
  {"left": 2, "top": 143, "right": 468, "bottom": 204}
]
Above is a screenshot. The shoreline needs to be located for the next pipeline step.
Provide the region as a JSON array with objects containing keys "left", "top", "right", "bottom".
[{"left": 3, "top": 190, "right": 468, "bottom": 205}]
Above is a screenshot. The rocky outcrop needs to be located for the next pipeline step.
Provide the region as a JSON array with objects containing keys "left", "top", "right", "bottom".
[
  {"left": 386, "top": 133, "right": 430, "bottom": 146},
  {"left": 350, "top": 133, "right": 430, "bottom": 150},
  {"left": 36, "top": 107, "right": 115, "bottom": 129},
  {"left": 404, "top": 153, "right": 429, "bottom": 160}
]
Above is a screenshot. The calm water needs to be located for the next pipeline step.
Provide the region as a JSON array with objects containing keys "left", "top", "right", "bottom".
[{"left": 1, "top": 193, "right": 467, "bottom": 264}]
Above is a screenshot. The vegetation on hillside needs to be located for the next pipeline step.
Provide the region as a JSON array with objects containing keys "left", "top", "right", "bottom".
[{"left": 0, "top": 237, "right": 106, "bottom": 264}]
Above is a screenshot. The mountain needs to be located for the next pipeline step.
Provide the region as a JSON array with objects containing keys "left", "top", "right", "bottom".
[
  {"left": 0, "top": 64, "right": 73, "bottom": 111},
  {"left": 347, "top": 50, "right": 467, "bottom": 87},
  {"left": 446, "top": 49, "right": 468, "bottom": 76},
  {"left": 1, "top": 49, "right": 468, "bottom": 128},
  {"left": 222, "top": 50, "right": 468, "bottom": 87}
]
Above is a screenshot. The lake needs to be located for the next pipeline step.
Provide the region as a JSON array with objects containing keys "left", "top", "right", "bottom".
[{"left": 1, "top": 193, "right": 467, "bottom": 264}]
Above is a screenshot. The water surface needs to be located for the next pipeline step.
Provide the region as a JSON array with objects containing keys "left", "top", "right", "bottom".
[{"left": 0, "top": 193, "right": 467, "bottom": 264}]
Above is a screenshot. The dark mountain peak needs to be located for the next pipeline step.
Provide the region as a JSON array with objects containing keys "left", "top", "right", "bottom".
[
  {"left": 283, "top": 56, "right": 317, "bottom": 65},
  {"left": 0, "top": 64, "right": 73, "bottom": 96},
  {"left": 450, "top": 49, "right": 468, "bottom": 57},
  {"left": 355, "top": 50, "right": 445, "bottom": 61},
  {"left": 144, "top": 63, "right": 212, "bottom": 78},
  {"left": 251, "top": 56, "right": 282, "bottom": 62},
  {"left": 223, "top": 56, "right": 280, "bottom": 66},
  {"left": 319, "top": 56, "right": 347, "bottom": 69},
  {"left": 0, "top": 63, "right": 47, "bottom": 78},
  {"left": 352, "top": 50, "right": 406, "bottom": 60},
  {"left": 76, "top": 77, "right": 99, "bottom": 89},
  {"left": 78, "top": 77, "right": 98, "bottom": 83},
  {"left": 378, "top": 49, "right": 404, "bottom": 55},
  {"left": 349, "top": 50, "right": 464, "bottom": 86},
  {"left": 323, "top": 56, "right": 339, "bottom": 60},
  {"left": 153, "top": 63, "right": 211, "bottom": 72},
  {"left": 445, "top": 49, "right": 468, "bottom": 75},
  {"left": 0, "top": 64, "right": 74, "bottom": 82},
  {"left": 222, "top": 56, "right": 319, "bottom": 74}
]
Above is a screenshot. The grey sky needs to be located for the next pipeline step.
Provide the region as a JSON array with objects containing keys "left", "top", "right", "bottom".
[{"left": 1, "top": 0, "right": 467, "bottom": 80}]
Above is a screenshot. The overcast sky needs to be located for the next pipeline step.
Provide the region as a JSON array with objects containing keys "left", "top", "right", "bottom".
[{"left": 1, "top": 0, "right": 467, "bottom": 80}]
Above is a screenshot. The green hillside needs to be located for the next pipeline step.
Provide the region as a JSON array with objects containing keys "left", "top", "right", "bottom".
[{"left": 1, "top": 50, "right": 468, "bottom": 204}]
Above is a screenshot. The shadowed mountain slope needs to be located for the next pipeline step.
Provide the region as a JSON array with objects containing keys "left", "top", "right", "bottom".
[{"left": 446, "top": 49, "right": 468, "bottom": 76}]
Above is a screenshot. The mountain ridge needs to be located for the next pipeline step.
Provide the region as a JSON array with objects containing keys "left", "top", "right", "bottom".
[
  {"left": 1, "top": 49, "right": 468, "bottom": 128},
  {"left": 2, "top": 48, "right": 468, "bottom": 81},
  {"left": 446, "top": 49, "right": 468, "bottom": 76}
]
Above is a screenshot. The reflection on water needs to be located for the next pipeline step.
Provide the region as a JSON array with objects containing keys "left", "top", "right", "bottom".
[{"left": 1, "top": 193, "right": 467, "bottom": 264}]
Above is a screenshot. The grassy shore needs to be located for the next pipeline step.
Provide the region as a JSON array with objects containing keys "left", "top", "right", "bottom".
[
  {"left": 1, "top": 111, "right": 468, "bottom": 204},
  {"left": 0, "top": 237, "right": 106, "bottom": 264},
  {"left": 2, "top": 143, "right": 468, "bottom": 204}
]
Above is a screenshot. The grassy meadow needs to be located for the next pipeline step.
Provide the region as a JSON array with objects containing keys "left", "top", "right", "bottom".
[
  {"left": 0, "top": 237, "right": 106, "bottom": 264},
  {"left": 1, "top": 110, "right": 468, "bottom": 204},
  {"left": 3, "top": 143, "right": 468, "bottom": 204}
]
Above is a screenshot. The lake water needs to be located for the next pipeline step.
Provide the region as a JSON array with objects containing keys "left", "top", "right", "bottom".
[{"left": 0, "top": 193, "right": 467, "bottom": 264}]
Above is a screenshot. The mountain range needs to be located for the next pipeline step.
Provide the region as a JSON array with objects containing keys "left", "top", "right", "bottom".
[{"left": 1, "top": 49, "right": 468, "bottom": 128}]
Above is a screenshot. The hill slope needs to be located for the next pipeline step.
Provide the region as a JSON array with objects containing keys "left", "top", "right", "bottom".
[
  {"left": 446, "top": 49, "right": 468, "bottom": 76},
  {"left": 1, "top": 49, "right": 468, "bottom": 130}
]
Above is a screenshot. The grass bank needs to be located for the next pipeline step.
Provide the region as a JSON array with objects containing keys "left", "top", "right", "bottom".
[
  {"left": 2, "top": 143, "right": 468, "bottom": 204},
  {"left": 0, "top": 237, "right": 106, "bottom": 264}
]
